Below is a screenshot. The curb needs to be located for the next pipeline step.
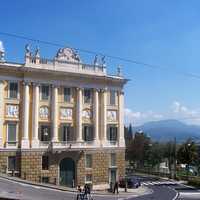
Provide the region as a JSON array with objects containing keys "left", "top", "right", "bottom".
[{"left": 0, "top": 174, "right": 151, "bottom": 197}]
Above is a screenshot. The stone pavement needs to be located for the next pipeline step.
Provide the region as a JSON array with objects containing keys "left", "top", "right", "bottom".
[{"left": 0, "top": 173, "right": 152, "bottom": 199}]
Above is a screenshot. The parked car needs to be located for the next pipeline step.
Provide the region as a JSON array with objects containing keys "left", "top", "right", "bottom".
[{"left": 119, "top": 177, "right": 141, "bottom": 188}]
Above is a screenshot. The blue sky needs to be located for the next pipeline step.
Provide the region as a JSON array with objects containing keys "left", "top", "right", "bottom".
[{"left": 1, "top": 0, "right": 200, "bottom": 125}]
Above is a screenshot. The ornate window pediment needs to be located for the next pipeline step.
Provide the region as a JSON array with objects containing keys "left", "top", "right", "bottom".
[
  {"left": 39, "top": 106, "right": 49, "bottom": 119},
  {"left": 6, "top": 104, "right": 19, "bottom": 118},
  {"left": 82, "top": 109, "right": 92, "bottom": 120},
  {"left": 107, "top": 110, "right": 117, "bottom": 122},
  {"left": 60, "top": 107, "right": 73, "bottom": 120}
]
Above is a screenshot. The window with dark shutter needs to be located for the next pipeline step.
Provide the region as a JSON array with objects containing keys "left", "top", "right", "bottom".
[{"left": 42, "top": 156, "right": 49, "bottom": 170}]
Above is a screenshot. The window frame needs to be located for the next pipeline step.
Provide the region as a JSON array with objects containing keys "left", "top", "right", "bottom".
[
  {"left": 109, "top": 90, "right": 116, "bottom": 106},
  {"left": 82, "top": 124, "right": 94, "bottom": 142},
  {"left": 39, "top": 124, "right": 51, "bottom": 142},
  {"left": 8, "top": 81, "right": 19, "bottom": 99},
  {"left": 110, "top": 153, "right": 116, "bottom": 167},
  {"left": 107, "top": 125, "right": 118, "bottom": 141},
  {"left": 63, "top": 87, "right": 72, "bottom": 103},
  {"left": 85, "top": 154, "right": 92, "bottom": 169},
  {"left": 7, "top": 156, "right": 17, "bottom": 172},
  {"left": 6, "top": 122, "right": 18, "bottom": 146},
  {"left": 42, "top": 155, "right": 49, "bottom": 170},
  {"left": 83, "top": 89, "right": 92, "bottom": 104},
  {"left": 40, "top": 85, "right": 50, "bottom": 101},
  {"left": 60, "top": 123, "right": 74, "bottom": 142},
  {"left": 85, "top": 174, "right": 92, "bottom": 184}
]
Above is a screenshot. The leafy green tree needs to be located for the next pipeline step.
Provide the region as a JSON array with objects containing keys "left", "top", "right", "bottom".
[
  {"left": 126, "top": 131, "right": 151, "bottom": 168},
  {"left": 146, "top": 142, "right": 165, "bottom": 168},
  {"left": 177, "top": 139, "right": 198, "bottom": 177}
]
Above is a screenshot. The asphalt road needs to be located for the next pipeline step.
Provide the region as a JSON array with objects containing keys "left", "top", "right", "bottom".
[
  {"left": 130, "top": 174, "right": 200, "bottom": 200},
  {"left": 0, "top": 175, "right": 200, "bottom": 200}
]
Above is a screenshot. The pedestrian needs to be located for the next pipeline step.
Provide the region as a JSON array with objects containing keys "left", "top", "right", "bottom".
[
  {"left": 76, "top": 185, "right": 82, "bottom": 200},
  {"left": 113, "top": 181, "right": 119, "bottom": 194}
]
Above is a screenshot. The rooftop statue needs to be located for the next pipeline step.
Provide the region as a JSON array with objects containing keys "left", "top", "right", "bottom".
[
  {"left": 35, "top": 46, "right": 40, "bottom": 57},
  {"left": 25, "top": 44, "right": 31, "bottom": 57},
  {"left": 55, "top": 48, "right": 81, "bottom": 63}
]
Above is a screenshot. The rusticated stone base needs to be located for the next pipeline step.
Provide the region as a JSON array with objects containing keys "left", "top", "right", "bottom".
[{"left": 0, "top": 148, "right": 125, "bottom": 188}]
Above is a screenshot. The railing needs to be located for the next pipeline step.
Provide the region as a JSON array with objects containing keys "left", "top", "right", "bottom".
[{"left": 26, "top": 56, "right": 106, "bottom": 73}]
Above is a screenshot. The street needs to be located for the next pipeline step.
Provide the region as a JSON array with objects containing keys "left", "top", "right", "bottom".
[
  {"left": 0, "top": 175, "right": 200, "bottom": 200},
  {"left": 131, "top": 174, "right": 200, "bottom": 200}
]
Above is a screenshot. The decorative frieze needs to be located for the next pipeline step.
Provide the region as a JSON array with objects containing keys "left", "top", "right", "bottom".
[
  {"left": 6, "top": 104, "right": 19, "bottom": 118},
  {"left": 107, "top": 110, "right": 117, "bottom": 122},
  {"left": 39, "top": 106, "right": 49, "bottom": 119},
  {"left": 60, "top": 107, "right": 73, "bottom": 120},
  {"left": 82, "top": 109, "right": 92, "bottom": 120}
]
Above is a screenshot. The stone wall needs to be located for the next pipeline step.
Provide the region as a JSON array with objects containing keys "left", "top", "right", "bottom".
[{"left": 0, "top": 149, "right": 125, "bottom": 187}]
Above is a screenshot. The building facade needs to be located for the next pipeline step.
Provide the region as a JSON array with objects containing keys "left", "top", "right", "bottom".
[{"left": 0, "top": 46, "right": 127, "bottom": 189}]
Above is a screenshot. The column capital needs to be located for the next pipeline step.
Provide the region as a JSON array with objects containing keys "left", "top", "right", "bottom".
[
  {"left": 51, "top": 84, "right": 59, "bottom": 89},
  {"left": 32, "top": 82, "right": 40, "bottom": 87},
  {"left": 100, "top": 88, "right": 107, "bottom": 93},
  {"left": 22, "top": 81, "right": 31, "bottom": 86},
  {"left": 76, "top": 87, "right": 83, "bottom": 91}
]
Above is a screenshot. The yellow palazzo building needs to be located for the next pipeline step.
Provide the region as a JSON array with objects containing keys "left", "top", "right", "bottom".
[{"left": 0, "top": 46, "right": 127, "bottom": 189}]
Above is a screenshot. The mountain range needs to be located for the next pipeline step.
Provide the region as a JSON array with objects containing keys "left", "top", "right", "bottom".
[{"left": 133, "top": 119, "right": 200, "bottom": 142}]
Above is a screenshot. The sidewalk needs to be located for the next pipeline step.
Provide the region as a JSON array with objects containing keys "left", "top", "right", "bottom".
[{"left": 0, "top": 173, "right": 152, "bottom": 197}]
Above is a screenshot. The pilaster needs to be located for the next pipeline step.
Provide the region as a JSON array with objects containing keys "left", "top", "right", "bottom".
[
  {"left": 93, "top": 89, "right": 100, "bottom": 145},
  {"left": 52, "top": 85, "right": 58, "bottom": 142},
  {"left": 118, "top": 91, "right": 125, "bottom": 147},
  {"left": 0, "top": 81, "right": 4, "bottom": 148},
  {"left": 32, "top": 83, "right": 39, "bottom": 148},
  {"left": 76, "top": 88, "right": 83, "bottom": 142},
  {"left": 21, "top": 81, "right": 30, "bottom": 149}
]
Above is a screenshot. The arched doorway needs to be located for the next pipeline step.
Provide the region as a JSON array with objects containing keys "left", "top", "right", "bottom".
[{"left": 59, "top": 157, "right": 75, "bottom": 187}]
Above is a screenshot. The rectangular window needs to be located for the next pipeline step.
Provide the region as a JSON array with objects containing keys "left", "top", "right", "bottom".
[
  {"left": 7, "top": 123, "right": 17, "bottom": 143},
  {"left": 42, "top": 156, "right": 49, "bottom": 170},
  {"left": 9, "top": 82, "right": 18, "bottom": 99},
  {"left": 107, "top": 125, "right": 117, "bottom": 141},
  {"left": 41, "top": 85, "right": 49, "bottom": 100},
  {"left": 85, "top": 154, "right": 92, "bottom": 169},
  {"left": 110, "top": 153, "right": 116, "bottom": 167},
  {"left": 8, "top": 156, "right": 16, "bottom": 171},
  {"left": 83, "top": 125, "right": 93, "bottom": 141},
  {"left": 60, "top": 124, "right": 74, "bottom": 141},
  {"left": 85, "top": 174, "right": 92, "bottom": 183},
  {"left": 109, "top": 91, "right": 116, "bottom": 105},
  {"left": 42, "top": 177, "right": 49, "bottom": 183},
  {"left": 64, "top": 88, "right": 71, "bottom": 102},
  {"left": 84, "top": 89, "right": 92, "bottom": 104},
  {"left": 40, "top": 125, "right": 51, "bottom": 141}
]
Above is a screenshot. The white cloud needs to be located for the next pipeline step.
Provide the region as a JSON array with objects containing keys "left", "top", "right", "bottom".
[
  {"left": 171, "top": 101, "right": 200, "bottom": 123},
  {"left": 124, "top": 108, "right": 163, "bottom": 125},
  {"left": 125, "top": 101, "right": 200, "bottom": 126},
  {"left": 0, "top": 41, "right": 4, "bottom": 52}
]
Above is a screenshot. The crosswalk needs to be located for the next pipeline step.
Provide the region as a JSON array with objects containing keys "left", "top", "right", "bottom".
[{"left": 141, "top": 180, "right": 178, "bottom": 186}]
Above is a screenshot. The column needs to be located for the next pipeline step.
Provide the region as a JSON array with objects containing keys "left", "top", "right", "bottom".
[
  {"left": 0, "top": 81, "right": 4, "bottom": 148},
  {"left": 52, "top": 85, "right": 58, "bottom": 142},
  {"left": 21, "top": 82, "right": 30, "bottom": 148},
  {"left": 76, "top": 88, "right": 83, "bottom": 142},
  {"left": 101, "top": 89, "right": 107, "bottom": 143},
  {"left": 32, "top": 83, "right": 39, "bottom": 148},
  {"left": 93, "top": 89, "right": 100, "bottom": 145},
  {"left": 118, "top": 91, "right": 125, "bottom": 147}
]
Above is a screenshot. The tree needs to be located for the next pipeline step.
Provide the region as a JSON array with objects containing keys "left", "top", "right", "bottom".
[
  {"left": 126, "top": 131, "right": 151, "bottom": 168},
  {"left": 146, "top": 142, "right": 164, "bottom": 169},
  {"left": 177, "top": 139, "right": 198, "bottom": 177}
]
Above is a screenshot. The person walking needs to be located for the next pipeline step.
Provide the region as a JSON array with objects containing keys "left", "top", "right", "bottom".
[{"left": 113, "top": 181, "right": 119, "bottom": 194}]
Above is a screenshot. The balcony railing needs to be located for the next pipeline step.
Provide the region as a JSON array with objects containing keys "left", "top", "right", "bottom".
[{"left": 26, "top": 56, "right": 106, "bottom": 75}]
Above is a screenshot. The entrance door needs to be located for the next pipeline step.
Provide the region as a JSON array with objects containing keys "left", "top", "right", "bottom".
[
  {"left": 59, "top": 157, "right": 75, "bottom": 187},
  {"left": 110, "top": 169, "right": 117, "bottom": 183}
]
